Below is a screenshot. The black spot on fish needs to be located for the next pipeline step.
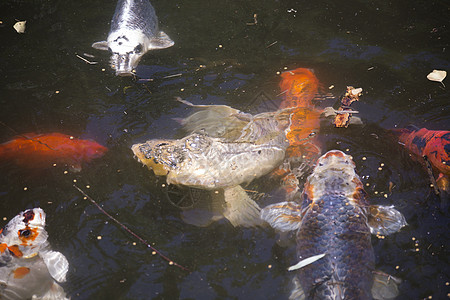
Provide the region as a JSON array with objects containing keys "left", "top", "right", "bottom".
[
  {"left": 22, "top": 210, "right": 35, "bottom": 224},
  {"left": 153, "top": 158, "right": 159, "bottom": 164},
  {"left": 156, "top": 143, "right": 169, "bottom": 147},
  {"left": 412, "top": 136, "right": 427, "bottom": 152}
]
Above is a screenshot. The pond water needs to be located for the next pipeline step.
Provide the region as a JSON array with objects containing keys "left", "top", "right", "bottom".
[{"left": 0, "top": 0, "right": 448, "bottom": 299}]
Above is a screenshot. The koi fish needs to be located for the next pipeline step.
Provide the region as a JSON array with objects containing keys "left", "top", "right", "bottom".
[
  {"left": 279, "top": 68, "right": 319, "bottom": 109},
  {"left": 132, "top": 99, "right": 292, "bottom": 227},
  {"left": 92, "top": 0, "right": 174, "bottom": 76},
  {"left": 0, "top": 133, "right": 108, "bottom": 172},
  {"left": 393, "top": 125, "right": 450, "bottom": 194},
  {"left": 262, "top": 150, "right": 406, "bottom": 299},
  {"left": 393, "top": 126, "right": 449, "bottom": 175},
  {"left": 0, "top": 208, "right": 69, "bottom": 299}
]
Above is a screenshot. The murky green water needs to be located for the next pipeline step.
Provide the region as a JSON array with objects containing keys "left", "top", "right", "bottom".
[{"left": 1, "top": 0, "right": 448, "bottom": 299}]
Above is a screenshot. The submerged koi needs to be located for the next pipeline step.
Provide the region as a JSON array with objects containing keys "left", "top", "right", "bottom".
[
  {"left": 279, "top": 68, "right": 319, "bottom": 109},
  {"left": 0, "top": 133, "right": 108, "bottom": 172},
  {"left": 274, "top": 68, "right": 323, "bottom": 196},
  {"left": 0, "top": 208, "right": 69, "bottom": 299}
]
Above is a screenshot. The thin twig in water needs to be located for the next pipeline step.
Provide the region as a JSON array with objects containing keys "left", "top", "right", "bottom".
[
  {"left": 266, "top": 41, "right": 278, "bottom": 48},
  {"left": 0, "top": 121, "right": 55, "bottom": 151},
  {"left": 422, "top": 156, "right": 439, "bottom": 195},
  {"left": 73, "top": 184, "right": 190, "bottom": 272},
  {"left": 76, "top": 54, "right": 98, "bottom": 65},
  {"left": 163, "top": 73, "right": 182, "bottom": 79}
]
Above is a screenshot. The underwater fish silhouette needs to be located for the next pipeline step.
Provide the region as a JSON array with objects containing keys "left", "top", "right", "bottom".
[
  {"left": 92, "top": 0, "right": 174, "bottom": 76},
  {"left": 0, "top": 133, "right": 108, "bottom": 172},
  {"left": 0, "top": 208, "right": 69, "bottom": 299},
  {"left": 262, "top": 150, "right": 406, "bottom": 300}
]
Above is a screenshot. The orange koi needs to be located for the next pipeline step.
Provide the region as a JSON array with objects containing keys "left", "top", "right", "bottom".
[
  {"left": 279, "top": 68, "right": 319, "bottom": 109},
  {"left": 0, "top": 133, "right": 108, "bottom": 171},
  {"left": 274, "top": 68, "right": 323, "bottom": 196}
]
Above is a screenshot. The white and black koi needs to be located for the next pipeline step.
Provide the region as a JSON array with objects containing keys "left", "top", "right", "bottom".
[{"left": 92, "top": 0, "right": 174, "bottom": 76}]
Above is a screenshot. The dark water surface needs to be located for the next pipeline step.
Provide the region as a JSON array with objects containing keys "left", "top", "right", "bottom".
[{"left": 1, "top": 0, "right": 449, "bottom": 299}]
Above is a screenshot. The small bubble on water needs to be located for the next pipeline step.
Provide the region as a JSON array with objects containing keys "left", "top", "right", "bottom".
[
  {"left": 2, "top": 217, "right": 7, "bottom": 221},
  {"left": 380, "top": 163, "right": 385, "bottom": 167},
  {"left": 97, "top": 236, "right": 102, "bottom": 240},
  {"left": 362, "top": 157, "right": 367, "bottom": 160},
  {"left": 23, "top": 187, "right": 27, "bottom": 191},
  {"left": 132, "top": 242, "right": 136, "bottom": 246},
  {"left": 53, "top": 163, "right": 57, "bottom": 167},
  {"left": 365, "top": 183, "right": 370, "bottom": 187},
  {"left": 268, "top": 264, "right": 272, "bottom": 269},
  {"left": 86, "top": 185, "right": 90, "bottom": 189},
  {"left": 395, "top": 265, "right": 399, "bottom": 269},
  {"left": 378, "top": 167, "right": 383, "bottom": 171},
  {"left": 64, "top": 171, "right": 68, "bottom": 174},
  {"left": 169, "top": 261, "right": 174, "bottom": 265},
  {"left": 73, "top": 179, "right": 77, "bottom": 183},
  {"left": 152, "top": 251, "right": 156, "bottom": 255}
]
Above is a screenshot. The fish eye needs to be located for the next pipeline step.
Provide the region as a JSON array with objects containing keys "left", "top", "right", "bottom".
[
  {"left": 19, "top": 229, "right": 31, "bottom": 237},
  {"left": 134, "top": 44, "right": 143, "bottom": 53}
]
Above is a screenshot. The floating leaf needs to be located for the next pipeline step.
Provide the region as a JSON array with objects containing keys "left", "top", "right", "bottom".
[
  {"left": 287, "top": 253, "right": 326, "bottom": 271},
  {"left": 427, "top": 70, "right": 446, "bottom": 86},
  {"left": 13, "top": 20, "right": 26, "bottom": 33}
]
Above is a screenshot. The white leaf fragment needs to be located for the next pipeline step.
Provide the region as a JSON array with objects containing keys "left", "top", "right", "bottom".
[
  {"left": 427, "top": 70, "right": 446, "bottom": 85},
  {"left": 351, "top": 87, "right": 363, "bottom": 95},
  {"left": 288, "top": 253, "right": 326, "bottom": 271},
  {"left": 13, "top": 20, "right": 26, "bottom": 33}
]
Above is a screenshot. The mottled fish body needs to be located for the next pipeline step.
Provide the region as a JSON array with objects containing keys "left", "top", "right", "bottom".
[
  {"left": 0, "top": 208, "right": 69, "bottom": 300},
  {"left": 262, "top": 150, "right": 406, "bottom": 299},
  {"left": 92, "top": 0, "right": 174, "bottom": 76}
]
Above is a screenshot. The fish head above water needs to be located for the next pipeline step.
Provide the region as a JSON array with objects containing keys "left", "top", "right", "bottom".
[
  {"left": 108, "top": 30, "right": 149, "bottom": 76},
  {"left": 0, "top": 208, "right": 48, "bottom": 259},
  {"left": 305, "top": 150, "right": 367, "bottom": 206}
]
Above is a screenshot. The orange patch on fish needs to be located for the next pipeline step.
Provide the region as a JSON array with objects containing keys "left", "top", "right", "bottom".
[
  {"left": 279, "top": 68, "right": 319, "bottom": 109},
  {"left": 13, "top": 267, "right": 30, "bottom": 279},
  {"left": 0, "top": 243, "right": 7, "bottom": 253},
  {"left": 18, "top": 226, "right": 39, "bottom": 246},
  {"left": 7, "top": 245, "right": 23, "bottom": 257}
]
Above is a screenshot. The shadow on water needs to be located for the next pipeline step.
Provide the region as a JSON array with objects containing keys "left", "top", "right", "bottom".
[{"left": 0, "top": 0, "right": 449, "bottom": 299}]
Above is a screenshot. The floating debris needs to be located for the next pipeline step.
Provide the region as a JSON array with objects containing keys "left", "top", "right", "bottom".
[
  {"left": 427, "top": 70, "right": 446, "bottom": 86},
  {"left": 13, "top": 20, "right": 26, "bottom": 33}
]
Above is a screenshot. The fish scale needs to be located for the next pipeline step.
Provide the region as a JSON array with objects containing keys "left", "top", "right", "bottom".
[{"left": 296, "top": 193, "right": 374, "bottom": 299}]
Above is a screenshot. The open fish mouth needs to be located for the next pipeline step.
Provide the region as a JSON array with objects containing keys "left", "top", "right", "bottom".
[{"left": 110, "top": 54, "right": 137, "bottom": 76}]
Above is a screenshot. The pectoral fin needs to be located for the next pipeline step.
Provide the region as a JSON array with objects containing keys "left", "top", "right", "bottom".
[
  {"left": 40, "top": 282, "right": 69, "bottom": 300},
  {"left": 148, "top": 31, "right": 174, "bottom": 49},
  {"left": 223, "top": 186, "right": 263, "bottom": 227},
  {"left": 371, "top": 271, "right": 401, "bottom": 300},
  {"left": 261, "top": 201, "right": 303, "bottom": 232},
  {"left": 368, "top": 205, "right": 407, "bottom": 235},
  {"left": 92, "top": 41, "right": 109, "bottom": 51},
  {"left": 40, "top": 250, "right": 69, "bottom": 282}
]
